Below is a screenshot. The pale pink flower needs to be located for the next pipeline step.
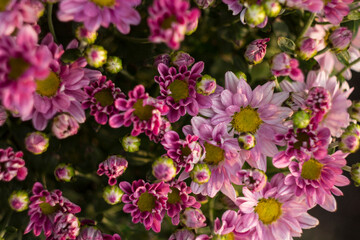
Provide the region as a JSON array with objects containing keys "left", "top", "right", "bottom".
[
  {"left": 52, "top": 114, "right": 80, "bottom": 139},
  {"left": 181, "top": 208, "right": 206, "bottom": 229},
  {"left": 271, "top": 53, "right": 304, "bottom": 82},
  {"left": 323, "top": 0, "right": 353, "bottom": 25}
]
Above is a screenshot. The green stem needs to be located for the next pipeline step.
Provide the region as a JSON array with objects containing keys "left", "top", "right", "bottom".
[
  {"left": 342, "top": 165, "right": 352, "bottom": 173},
  {"left": 297, "top": 13, "right": 316, "bottom": 43},
  {"left": 336, "top": 57, "right": 360, "bottom": 77},
  {"left": 47, "top": 4, "right": 57, "bottom": 42},
  {"left": 208, "top": 197, "right": 215, "bottom": 231},
  {"left": 314, "top": 47, "right": 329, "bottom": 57}
]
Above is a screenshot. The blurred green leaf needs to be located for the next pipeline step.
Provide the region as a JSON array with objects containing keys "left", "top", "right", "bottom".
[{"left": 277, "top": 37, "right": 296, "bottom": 53}]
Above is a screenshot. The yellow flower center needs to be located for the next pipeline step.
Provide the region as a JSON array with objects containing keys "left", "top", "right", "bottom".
[
  {"left": 36, "top": 72, "right": 60, "bottom": 97},
  {"left": 231, "top": 106, "right": 262, "bottom": 134},
  {"left": 90, "top": 0, "right": 116, "bottom": 7},
  {"left": 301, "top": 159, "right": 323, "bottom": 180},
  {"left": 167, "top": 187, "right": 181, "bottom": 204},
  {"left": 169, "top": 79, "right": 189, "bottom": 103},
  {"left": 220, "top": 233, "right": 235, "bottom": 240},
  {"left": 133, "top": 99, "right": 155, "bottom": 121},
  {"left": 137, "top": 192, "right": 156, "bottom": 212},
  {"left": 181, "top": 146, "right": 191, "bottom": 157},
  {"left": 255, "top": 198, "right": 282, "bottom": 225},
  {"left": 94, "top": 89, "right": 114, "bottom": 107},
  {"left": 203, "top": 142, "right": 224, "bottom": 166},
  {"left": 0, "top": 0, "right": 11, "bottom": 11},
  {"left": 8, "top": 57, "right": 30, "bottom": 81},
  {"left": 161, "top": 15, "right": 177, "bottom": 29},
  {"left": 39, "top": 197, "right": 60, "bottom": 215}
]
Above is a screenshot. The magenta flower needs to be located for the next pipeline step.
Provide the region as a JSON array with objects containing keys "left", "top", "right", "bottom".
[
  {"left": 166, "top": 180, "right": 201, "bottom": 225},
  {"left": 57, "top": 0, "right": 141, "bottom": 34},
  {"left": 109, "top": 85, "right": 169, "bottom": 138},
  {"left": 236, "top": 169, "right": 267, "bottom": 192},
  {"left": 25, "top": 182, "right": 81, "bottom": 237},
  {"left": 47, "top": 212, "right": 80, "bottom": 240},
  {"left": 119, "top": 179, "right": 170, "bottom": 232},
  {"left": 324, "top": 0, "right": 353, "bottom": 25},
  {"left": 97, "top": 155, "right": 128, "bottom": 186},
  {"left": 77, "top": 226, "right": 103, "bottom": 240},
  {"left": 52, "top": 114, "right": 80, "bottom": 139},
  {"left": 83, "top": 76, "right": 124, "bottom": 125},
  {"left": 0, "top": 147, "right": 27, "bottom": 181},
  {"left": 25, "top": 132, "right": 49, "bottom": 155},
  {"left": 181, "top": 208, "right": 206, "bottom": 229},
  {"left": 155, "top": 61, "right": 212, "bottom": 122},
  {"left": 236, "top": 173, "right": 319, "bottom": 240},
  {"left": 244, "top": 38, "right": 269, "bottom": 64},
  {"left": 147, "top": 0, "right": 200, "bottom": 49},
  {"left": 146, "top": 117, "right": 171, "bottom": 143},
  {"left": 222, "top": 0, "right": 243, "bottom": 15},
  {"left": 284, "top": 151, "right": 350, "bottom": 212},
  {"left": 271, "top": 53, "right": 304, "bottom": 82}
]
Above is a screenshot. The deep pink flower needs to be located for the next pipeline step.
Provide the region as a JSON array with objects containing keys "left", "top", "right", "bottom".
[
  {"left": 146, "top": 117, "right": 171, "bottom": 143},
  {"left": 119, "top": 179, "right": 170, "bottom": 232},
  {"left": 97, "top": 155, "right": 128, "bottom": 186},
  {"left": 147, "top": 0, "right": 200, "bottom": 49},
  {"left": 57, "top": 0, "right": 141, "bottom": 34},
  {"left": 271, "top": 53, "right": 304, "bottom": 82},
  {"left": 52, "top": 113, "right": 80, "bottom": 139},
  {"left": 155, "top": 62, "right": 212, "bottom": 122},
  {"left": 46, "top": 212, "right": 80, "bottom": 240},
  {"left": 0, "top": 147, "right": 27, "bottom": 181},
  {"left": 324, "top": 0, "right": 353, "bottom": 25}
]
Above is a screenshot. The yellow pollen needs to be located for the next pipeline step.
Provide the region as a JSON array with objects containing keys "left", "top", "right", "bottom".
[
  {"left": 220, "top": 233, "right": 235, "bottom": 240},
  {"left": 231, "top": 106, "right": 262, "bottom": 134},
  {"left": 301, "top": 159, "right": 323, "bottom": 180},
  {"left": 133, "top": 99, "right": 155, "bottom": 121},
  {"left": 94, "top": 89, "right": 114, "bottom": 107},
  {"left": 36, "top": 72, "right": 60, "bottom": 97},
  {"left": 8, "top": 57, "right": 30, "bottom": 80},
  {"left": 161, "top": 15, "right": 177, "bottom": 29},
  {"left": 137, "top": 192, "right": 156, "bottom": 212},
  {"left": 0, "top": 0, "right": 11, "bottom": 11},
  {"left": 90, "top": 0, "right": 116, "bottom": 8},
  {"left": 203, "top": 142, "right": 224, "bottom": 166},
  {"left": 169, "top": 79, "right": 189, "bottom": 102},
  {"left": 39, "top": 197, "right": 60, "bottom": 215},
  {"left": 255, "top": 198, "right": 282, "bottom": 225},
  {"left": 167, "top": 187, "right": 181, "bottom": 204}
]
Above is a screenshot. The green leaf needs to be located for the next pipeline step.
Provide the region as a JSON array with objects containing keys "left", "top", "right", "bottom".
[
  {"left": 61, "top": 49, "right": 82, "bottom": 63},
  {"left": 336, "top": 50, "right": 350, "bottom": 66},
  {"left": 277, "top": 37, "right": 296, "bottom": 53},
  {"left": 347, "top": 10, "right": 360, "bottom": 21}
]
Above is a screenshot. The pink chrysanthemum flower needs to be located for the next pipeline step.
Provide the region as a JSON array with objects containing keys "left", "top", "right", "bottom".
[
  {"left": 46, "top": 212, "right": 80, "bottom": 240},
  {"left": 203, "top": 71, "right": 292, "bottom": 170},
  {"left": 97, "top": 155, "right": 128, "bottom": 186},
  {"left": 0, "top": 0, "right": 44, "bottom": 36},
  {"left": 82, "top": 76, "right": 124, "bottom": 125},
  {"left": 271, "top": 53, "right": 304, "bottom": 82},
  {"left": 0, "top": 26, "right": 52, "bottom": 117},
  {"left": 285, "top": 0, "right": 324, "bottom": 13},
  {"left": 147, "top": 0, "right": 200, "bottom": 50},
  {"left": 119, "top": 179, "right": 170, "bottom": 233},
  {"left": 166, "top": 180, "right": 201, "bottom": 225},
  {"left": 155, "top": 62, "right": 212, "bottom": 122},
  {"left": 146, "top": 117, "right": 171, "bottom": 143},
  {"left": 236, "top": 169, "right": 267, "bottom": 192},
  {"left": 77, "top": 226, "right": 103, "bottom": 240},
  {"left": 284, "top": 151, "right": 350, "bottom": 212},
  {"left": 323, "top": 0, "right": 353, "bottom": 25},
  {"left": 181, "top": 117, "right": 241, "bottom": 200},
  {"left": 161, "top": 130, "right": 202, "bottom": 172},
  {"left": 109, "top": 85, "right": 169, "bottom": 138},
  {"left": 0, "top": 147, "right": 27, "bottom": 181},
  {"left": 52, "top": 113, "right": 80, "bottom": 139},
  {"left": 57, "top": 0, "right": 141, "bottom": 34},
  {"left": 25, "top": 182, "right": 81, "bottom": 237},
  {"left": 236, "top": 173, "right": 319, "bottom": 240}
]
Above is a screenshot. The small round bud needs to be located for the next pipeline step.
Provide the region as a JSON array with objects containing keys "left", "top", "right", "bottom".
[
  {"left": 238, "top": 132, "right": 257, "bottom": 150},
  {"left": 171, "top": 51, "right": 195, "bottom": 68},
  {"left": 103, "top": 185, "right": 124, "bottom": 205},
  {"left": 154, "top": 54, "right": 171, "bottom": 68},
  {"left": 351, "top": 163, "right": 360, "bottom": 187},
  {"left": 298, "top": 38, "right": 318, "bottom": 61},
  {"left": 244, "top": 38, "right": 269, "bottom": 65},
  {"left": 106, "top": 56, "right": 123, "bottom": 74},
  {"left": 196, "top": 75, "right": 216, "bottom": 96},
  {"left": 25, "top": 132, "right": 49, "bottom": 155},
  {"left": 263, "top": 0, "right": 282, "bottom": 17},
  {"left": 8, "top": 191, "right": 29, "bottom": 212},
  {"left": 328, "top": 27, "right": 352, "bottom": 52},
  {"left": 181, "top": 208, "right": 206, "bottom": 229},
  {"left": 349, "top": 101, "right": 360, "bottom": 122},
  {"left": 236, "top": 71, "right": 247, "bottom": 81},
  {"left": 75, "top": 25, "right": 97, "bottom": 45},
  {"left": 292, "top": 110, "right": 311, "bottom": 129},
  {"left": 245, "top": 4, "right": 266, "bottom": 26},
  {"left": 339, "top": 133, "right": 360, "bottom": 153},
  {"left": 52, "top": 114, "right": 79, "bottom": 139},
  {"left": 85, "top": 45, "right": 107, "bottom": 68},
  {"left": 152, "top": 156, "right": 177, "bottom": 182},
  {"left": 122, "top": 135, "right": 141, "bottom": 152},
  {"left": 190, "top": 163, "right": 211, "bottom": 184},
  {"left": 346, "top": 123, "right": 360, "bottom": 138},
  {"left": 54, "top": 164, "right": 75, "bottom": 182}
]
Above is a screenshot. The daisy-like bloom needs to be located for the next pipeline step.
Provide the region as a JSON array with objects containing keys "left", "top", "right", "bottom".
[
  {"left": 52, "top": 114, "right": 80, "bottom": 139},
  {"left": 109, "top": 85, "right": 169, "bottom": 138},
  {"left": 166, "top": 180, "right": 201, "bottom": 225},
  {"left": 323, "top": 0, "right": 353, "bottom": 25},
  {"left": 236, "top": 173, "right": 319, "bottom": 240},
  {"left": 147, "top": 0, "right": 200, "bottom": 50},
  {"left": 0, "top": 26, "right": 52, "bottom": 117},
  {"left": 25, "top": 132, "right": 49, "bottom": 155},
  {"left": 271, "top": 53, "right": 304, "bottom": 82},
  {"left": 155, "top": 61, "right": 212, "bottom": 122},
  {"left": 181, "top": 117, "right": 241, "bottom": 200},
  {"left": 236, "top": 169, "right": 267, "bottom": 192},
  {"left": 25, "top": 182, "right": 81, "bottom": 237},
  {"left": 203, "top": 71, "right": 291, "bottom": 171},
  {"left": 82, "top": 76, "right": 124, "bottom": 125},
  {"left": 9, "top": 190, "right": 29, "bottom": 212},
  {"left": 169, "top": 229, "right": 211, "bottom": 240},
  {"left": 181, "top": 208, "right": 206, "bottom": 229},
  {"left": 284, "top": 151, "right": 350, "bottom": 212},
  {"left": 46, "top": 212, "right": 80, "bottom": 240},
  {"left": 57, "top": 0, "right": 141, "bottom": 34},
  {"left": 119, "top": 179, "right": 170, "bottom": 232},
  {"left": 0, "top": 147, "right": 27, "bottom": 181},
  {"left": 146, "top": 117, "right": 171, "bottom": 143},
  {"left": 97, "top": 155, "right": 128, "bottom": 186},
  {"left": 161, "top": 130, "right": 202, "bottom": 172},
  {"left": 0, "top": 0, "right": 44, "bottom": 36}
]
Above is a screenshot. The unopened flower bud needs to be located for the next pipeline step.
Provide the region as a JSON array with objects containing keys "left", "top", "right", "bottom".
[
  {"left": 77, "top": 226, "right": 103, "bottom": 240},
  {"left": 349, "top": 101, "right": 360, "bottom": 122},
  {"left": 122, "top": 135, "right": 141, "bottom": 152},
  {"left": 8, "top": 191, "right": 29, "bottom": 212},
  {"left": 25, "top": 132, "right": 49, "bottom": 155},
  {"left": 195, "top": 0, "right": 215, "bottom": 9},
  {"left": 85, "top": 45, "right": 107, "bottom": 68},
  {"left": 171, "top": 51, "right": 195, "bottom": 67},
  {"left": 346, "top": 124, "right": 360, "bottom": 138},
  {"left": 238, "top": 132, "right": 257, "bottom": 150},
  {"left": 236, "top": 71, "right": 247, "bottom": 81},
  {"left": 263, "top": 0, "right": 282, "bottom": 17},
  {"left": 103, "top": 185, "right": 124, "bottom": 205},
  {"left": 54, "top": 164, "right": 75, "bottom": 182},
  {"left": 0, "top": 106, "right": 7, "bottom": 126},
  {"left": 339, "top": 133, "right": 359, "bottom": 153},
  {"left": 351, "top": 163, "right": 360, "bottom": 187},
  {"left": 154, "top": 54, "right": 171, "bottom": 68},
  {"left": 52, "top": 114, "right": 79, "bottom": 139},
  {"left": 292, "top": 110, "right": 311, "bottom": 129},
  {"left": 298, "top": 38, "right": 318, "bottom": 60},
  {"left": 190, "top": 163, "right": 211, "bottom": 184},
  {"left": 329, "top": 27, "right": 352, "bottom": 52},
  {"left": 245, "top": 4, "right": 266, "bottom": 26},
  {"left": 196, "top": 75, "right": 216, "bottom": 96},
  {"left": 97, "top": 156, "right": 128, "bottom": 186},
  {"left": 181, "top": 208, "right": 206, "bottom": 229},
  {"left": 244, "top": 38, "right": 269, "bottom": 65},
  {"left": 152, "top": 156, "right": 177, "bottom": 182},
  {"left": 106, "top": 56, "right": 123, "bottom": 74},
  {"left": 75, "top": 25, "right": 97, "bottom": 44}
]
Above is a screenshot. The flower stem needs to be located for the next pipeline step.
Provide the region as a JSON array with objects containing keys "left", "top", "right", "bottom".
[
  {"left": 208, "top": 197, "right": 215, "bottom": 231},
  {"left": 47, "top": 3, "right": 57, "bottom": 42},
  {"left": 315, "top": 47, "right": 329, "bottom": 57},
  {"left": 297, "top": 13, "right": 316, "bottom": 43},
  {"left": 336, "top": 57, "right": 360, "bottom": 77}
]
